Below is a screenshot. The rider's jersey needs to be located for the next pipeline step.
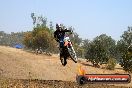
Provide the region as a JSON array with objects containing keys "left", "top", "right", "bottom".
[{"left": 54, "top": 29, "right": 71, "bottom": 42}]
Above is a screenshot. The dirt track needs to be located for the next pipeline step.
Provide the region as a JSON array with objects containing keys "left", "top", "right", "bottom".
[
  {"left": 0, "top": 46, "right": 131, "bottom": 88},
  {"left": 0, "top": 79, "right": 129, "bottom": 88}
]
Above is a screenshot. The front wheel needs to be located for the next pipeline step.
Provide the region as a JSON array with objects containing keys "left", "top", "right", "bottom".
[{"left": 67, "top": 47, "right": 78, "bottom": 63}]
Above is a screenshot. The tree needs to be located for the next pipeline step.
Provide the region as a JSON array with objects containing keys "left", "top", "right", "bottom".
[
  {"left": 85, "top": 34, "right": 116, "bottom": 67},
  {"left": 70, "top": 31, "right": 83, "bottom": 57},
  {"left": 82, "top": 39, "right": 90, "bottom": 57},
  {"left": 23, "top": 26, "right": 58, "bottom": 53},
  {"left": 70, "top": 32, "right": 82, "bottom": 45},
  {"left": 117, "top": 27, "right": 132, "bottom": 72},
  {"left": 0, "top": 31, "right": 24, "bottom": 47},
  {"left": 31, "top": 13, "right": 47, "bottom": 27},
  {"left": 49, "top": 21, "right": 54, "bottom": 30},
  {"left": 23, "top": 32, "right": 33, "bottom": 48}
]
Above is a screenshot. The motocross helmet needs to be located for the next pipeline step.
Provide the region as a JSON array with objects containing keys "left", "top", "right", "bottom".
[{"left": 56, "top": 23, "right": 62, "bottom": 30}]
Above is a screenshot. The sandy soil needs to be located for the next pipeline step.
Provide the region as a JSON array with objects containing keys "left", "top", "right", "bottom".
[{"left": 0, "top": 46, "right": 131, "bottom": 87}]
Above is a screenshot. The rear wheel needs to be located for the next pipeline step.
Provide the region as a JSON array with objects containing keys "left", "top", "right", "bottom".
[
  {"left": 60, "top": 49, "right": 67, "bottom": 66},
  {"left": 61, "top": 57, "right": 67, "bottom": 66}
]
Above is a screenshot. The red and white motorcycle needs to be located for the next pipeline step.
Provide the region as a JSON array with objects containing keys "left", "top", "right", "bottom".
[{"left": 60, "top": 34, "right": 78, "bottom": 66}]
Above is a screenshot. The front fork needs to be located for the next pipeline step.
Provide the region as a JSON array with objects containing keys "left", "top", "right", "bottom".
[{"left": 68, "top": 44, "right": 77, "bottom": 59}]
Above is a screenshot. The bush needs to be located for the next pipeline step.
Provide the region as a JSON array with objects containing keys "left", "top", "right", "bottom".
[
  {"left": 120, "top": 53, "right": 132, "bottom": 73},
  {"left": 106, "top": 58, "right": 116, "bottom": 70}
]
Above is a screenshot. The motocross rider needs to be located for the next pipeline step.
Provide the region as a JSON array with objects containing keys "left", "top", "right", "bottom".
[{"left": 54, "top": 23, "right": 72, "bottom": 51}]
